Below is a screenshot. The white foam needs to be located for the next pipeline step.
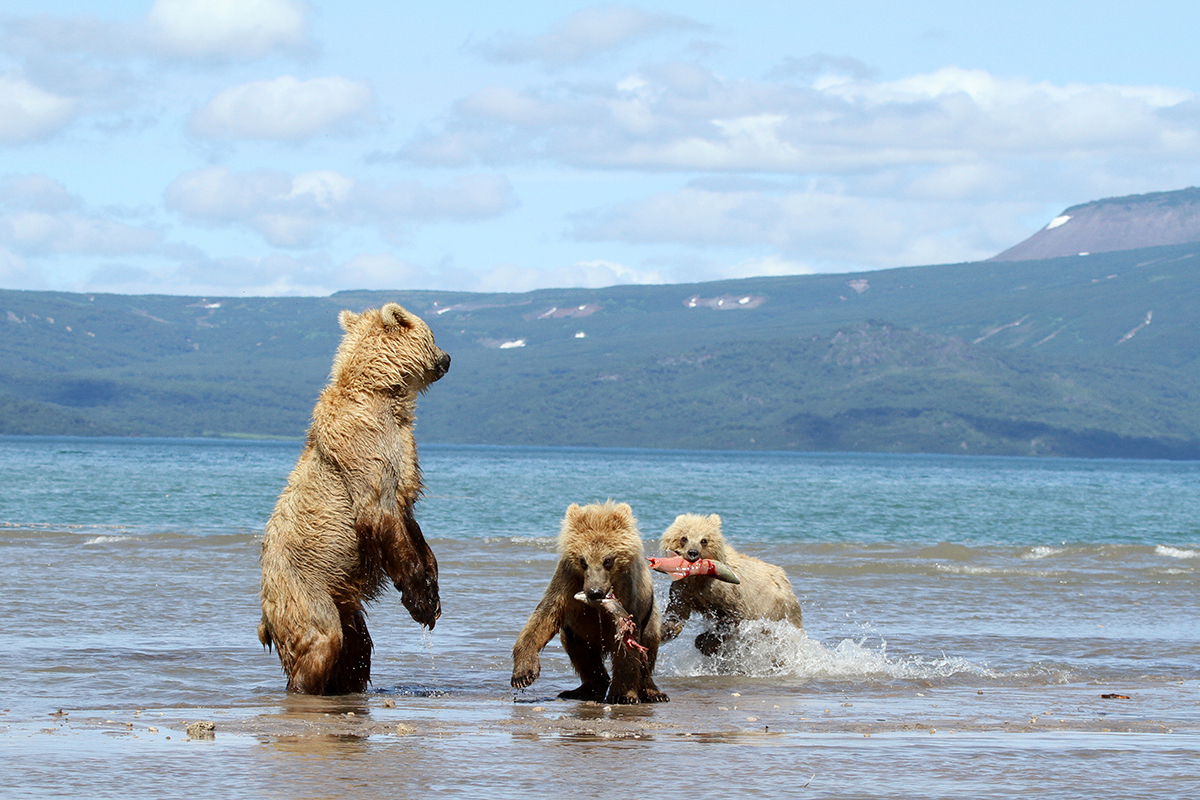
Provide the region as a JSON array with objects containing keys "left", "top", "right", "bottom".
[
  {"left": 1155, "top": 545, "right": 1198, "bottom": 559},
  {"left": 1022, "top": 546, "right": 1066, "bottom": 560},
  {"left": 482, "top": 535, "right": 555, "bottom": 547},
  {"left": 662, "top": 620, "right": 993, "bottom": 681},
  {"left": 84, "top": 535, "right": 131, "bottom": 545},
  {"left": 934, "top": 563, "right": 1050, "bottom": 577}
]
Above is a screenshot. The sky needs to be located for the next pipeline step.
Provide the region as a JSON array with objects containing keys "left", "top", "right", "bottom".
[{"left": 3, "top": 1, "right": 1200, "bottom": 297}]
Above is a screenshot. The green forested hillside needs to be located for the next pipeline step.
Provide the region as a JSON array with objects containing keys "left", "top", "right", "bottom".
[{"left": 3, "top": 242, "right": 1199, "bottom": 457}]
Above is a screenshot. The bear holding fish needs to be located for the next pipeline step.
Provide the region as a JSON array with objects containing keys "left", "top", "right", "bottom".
[{"left": 654, "top": 513, "right": 804, "bottom": 657}]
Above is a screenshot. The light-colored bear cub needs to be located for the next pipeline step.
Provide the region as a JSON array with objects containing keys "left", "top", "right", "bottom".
[{"left": 659, "top": 513, "right": 803, "bottom": 656}]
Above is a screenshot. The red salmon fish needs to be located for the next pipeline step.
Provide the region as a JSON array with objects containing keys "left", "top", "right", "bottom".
[{"left": 648, "top": 556, "right": 740, "bottom": 584}]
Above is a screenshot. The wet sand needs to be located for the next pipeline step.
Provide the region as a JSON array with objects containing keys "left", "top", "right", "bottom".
[
  {"left": 31, "top": 681, "right": 1193, "bottom": 740},
  {"left": 7, "top": 680, "right": 1196, "bottom": 800}
]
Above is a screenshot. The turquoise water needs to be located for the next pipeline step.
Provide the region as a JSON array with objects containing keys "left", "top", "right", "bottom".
[
  {"left": 5, "top": 437, "right": 1199, "bottom": 545},
  {"left": 0, "top": 437, "right": 1197, "bottom": 798}
]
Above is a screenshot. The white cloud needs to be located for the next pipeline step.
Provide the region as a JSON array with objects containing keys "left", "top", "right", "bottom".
[
  {"left": 147, "top": 0, "right": 307, "bottom": 61},
  {"left": 0, "top": 174, "right": 161, "bottom": 257},
  {"left": 0, "top": 74, "right": 77, "bottom": 144},
  {"left": 0, "top": 211, "right": 162, "bottom": 257},
  {"left": 401, "top": 64, "right": 1200, "bottom": 175},
  {"left": 0, "top": 174, "right": 82, "bottom": 212},
  {"left": 1, "top": 0, "right": 308, "bottom": 67},
  {"left": 392, "top": 60, "right": 1200, "bottom": 269},
  {"left": 337, "top": 252, "right": 431, "bottom": 290},
  {"left": 476, "top": 4, "right": 705, "bottom": 68},
  {"left": 467, "top": 257, "right": 667, "bottom": 293},
  {"left": 725, "top": 254, "right": 816, "bottom": 278},
  {"left": 81, "top": 250, "right": 440, "bottom": 297},
  {"left": 80, "top": 251, "right": 336, "bottom": 297},
  {"left": 165, "top": 166, "right": 515, "bottom": 247},
  {"left": 0, "top": 246, "right": 43, "bottom": 289},
  {"left": 190, "top": 76, "right": 374, "bottom": 140},
  {"left": 571, "top": 185, "right": 1029, "bottom": 269}
]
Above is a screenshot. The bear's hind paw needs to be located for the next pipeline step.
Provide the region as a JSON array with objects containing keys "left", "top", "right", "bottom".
[
  {"left": 558, "top": 685, "right": 608, "bottom": 702},
  {"left": 640, "top": 689, "right": 670, "bottom": 703}
]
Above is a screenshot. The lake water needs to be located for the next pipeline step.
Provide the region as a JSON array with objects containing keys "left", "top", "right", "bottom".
[{"left": 1, "top": 436, "right": 1197, "bottom": 798}]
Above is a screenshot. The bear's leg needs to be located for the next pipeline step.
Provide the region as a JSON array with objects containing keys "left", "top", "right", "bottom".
[
  {"left": 694, "top": 629, "right": 721, "bottom": 657},
  {"left": 280, "top": 595, "right": 345, "bottom": 695},
  {"left": 607, "top": 643, "right": 656, "bottom": 704},
  {"left": 635, "top": 637, "right": 668, "bottom": 704},
  {"left": 261, "top": 568, "right": 345, "bottom": 695},
  {"left": 324, "top": 605, "right": 373, "bottom": 695},
  {"left": 557, "top": 625, "right": 609, "bottom": 701},
  {"left": 695, "top": 619, "right": 738, "bottom": 658},
  {"left": 380, "top": 511, "right": 441, "bottom": 629}
]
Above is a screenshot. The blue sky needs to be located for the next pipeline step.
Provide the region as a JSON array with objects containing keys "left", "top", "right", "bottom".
[{"left": 3, "top": 1, "right": 1199, "bottom": 296}]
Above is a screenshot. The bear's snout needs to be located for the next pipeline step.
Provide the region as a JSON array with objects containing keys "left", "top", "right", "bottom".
[
  {"left": 585, "top": 585, "right": 608, "bottom": 601},
  {"left": 685, "top": 548, "right": 701, "bottom": 562},
  {"left": 432, "top": 350, "right": 451, "bottom": 380}
]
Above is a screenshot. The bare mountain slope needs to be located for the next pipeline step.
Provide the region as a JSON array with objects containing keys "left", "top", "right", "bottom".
[{"left": 992, "top": 187, "right": 1200, "bottom": 261}]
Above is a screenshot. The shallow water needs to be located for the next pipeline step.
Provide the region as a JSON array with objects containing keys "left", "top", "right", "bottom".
[{"left": 1, "top": 438, "right": 1197, "bottom": 798}]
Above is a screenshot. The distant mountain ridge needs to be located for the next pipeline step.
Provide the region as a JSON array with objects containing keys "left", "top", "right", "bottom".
[
  {"left": 992, "top": 186, "right": 1200, "bottom": 261},
  {"left": 3, "top": 237, "right": 1200, "bottom": 458}
]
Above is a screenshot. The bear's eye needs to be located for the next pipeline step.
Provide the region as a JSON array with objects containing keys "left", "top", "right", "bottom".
[
  {"left": 603, "top": 556, "right": 614, "bottom": 570},
  {"left": 700, "top": 539, "right": 708, "bottom": 547},
  {"left": 680, "top": 536, "right": 688, "bottom": 545},
  {"left": 579, "top": 557, "right": 587, "bottom": 569}
]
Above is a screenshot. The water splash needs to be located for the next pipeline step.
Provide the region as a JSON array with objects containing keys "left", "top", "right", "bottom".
[{"left": 661, "top": 620, "right": 994, "bottom": 682}]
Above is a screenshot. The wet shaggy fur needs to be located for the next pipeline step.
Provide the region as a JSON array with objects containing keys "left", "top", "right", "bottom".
[
  {"left": 258, "top": 303, "right": 451, "bottom": 695},
  {"left": 659, "top": 513, "right": 804, "bottom": 656},
  {"left": 511, "top": 501, "right": 668, "bottom": 704}
]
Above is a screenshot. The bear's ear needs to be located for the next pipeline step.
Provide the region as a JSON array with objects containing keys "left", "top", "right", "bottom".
[
  {"left": 614, "top": 502, "right": 634, "bottom": 524},
  {"left": 565, "top": 503, "right": 582, "bottom": 522},
  {"left": 709, "top": 513, "right": 722, "bottom": 526},
  {"left": 338, "top": 309, "right": 358, "bottom": 331},
  {"left": 381, "top": 302, "right": 414, "bottom": 330}
]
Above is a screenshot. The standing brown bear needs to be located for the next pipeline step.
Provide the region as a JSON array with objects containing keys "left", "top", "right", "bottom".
[
  {"left": 659, "top": 513, "right": 804, "bottom": 657},
  {"left": 258, "top": 302, "right": 450, "bottom": 694},
  {"left": 511, "top": 501, "right": 668, "bottom": 704}
]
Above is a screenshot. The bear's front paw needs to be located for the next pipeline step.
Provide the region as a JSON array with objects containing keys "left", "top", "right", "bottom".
[
  {"left": 511, "top": 662, "right": 539, "bottom": 689},
  {"left": 661, "top": 620, "right": 684, "bottom": 642}
]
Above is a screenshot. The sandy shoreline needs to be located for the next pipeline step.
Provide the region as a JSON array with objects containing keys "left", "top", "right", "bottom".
[
  {"left": 14, "top": 685, "right": 1192, "bottom": 742},
  {"left": 7, "top": 686, "right": 1196, "bottom": 799}
]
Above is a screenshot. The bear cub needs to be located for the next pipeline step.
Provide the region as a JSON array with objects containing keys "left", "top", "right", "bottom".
[
  {"left": 511, "top": 501, "right": 668, "bottom": 704},
  {"left": 660, "top": 513, "right": 804, "bottom": 657}
]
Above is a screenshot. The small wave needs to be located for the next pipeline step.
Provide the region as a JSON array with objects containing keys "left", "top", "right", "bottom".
[
  {"left": 934, "top": 563, "right": 1052, "bottom": 577},
  {"left": 1022, "top": 545, "right": 1066, "bottom": 560},
  {"left": 662, "top": 620, "right": 994, "bottom": 682},
  {"left": 481, "top": 535, "right": 556, "bottom": 547},
  {"left": 84, "top": 535, "right": 132, "bottom": 545},
  {"left": 1155, "top": 545, "right": 1198, "bottom": 559}
]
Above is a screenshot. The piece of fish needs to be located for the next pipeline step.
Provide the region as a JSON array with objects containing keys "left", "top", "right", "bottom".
[
  {"left": 647, "top": 555, "right": 741, "bottom": 584},
  {"left": 573, "top": 592, "right": 649, "bottom": 659}
]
